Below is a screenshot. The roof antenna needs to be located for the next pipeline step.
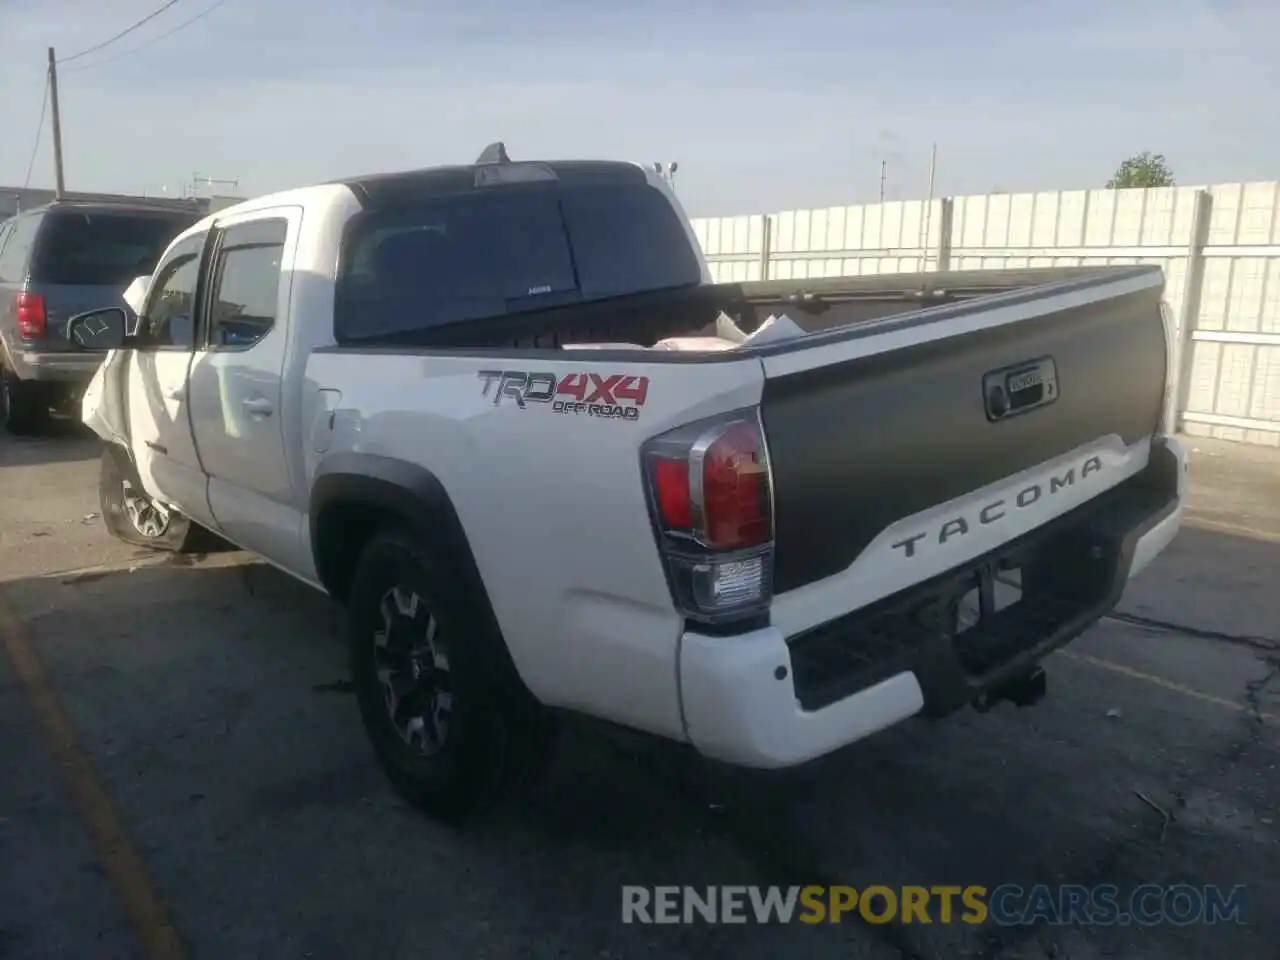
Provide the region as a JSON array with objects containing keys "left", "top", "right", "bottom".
[{"left": 476, "top": 142, "right": 510, "bottom": 164}]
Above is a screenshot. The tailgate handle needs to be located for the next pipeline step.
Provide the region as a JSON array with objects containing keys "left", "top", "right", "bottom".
[{"left": 983, "top": 356, "right": 1058, "bottom": 423}]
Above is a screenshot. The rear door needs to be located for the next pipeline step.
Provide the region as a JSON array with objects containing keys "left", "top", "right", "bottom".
[
  {"left": 187, "top": 207, "right": 304, "bottom": 570},
  {"left": 27, "top": 208, "right": 196, "bottom": 352}
]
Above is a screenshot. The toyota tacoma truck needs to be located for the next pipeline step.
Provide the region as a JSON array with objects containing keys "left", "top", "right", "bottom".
[{"left": 67, "top": 143, "right": 1187, "bottom": 821}]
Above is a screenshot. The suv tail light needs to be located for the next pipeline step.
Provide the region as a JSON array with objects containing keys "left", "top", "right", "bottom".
[
  {"left": 17, "top": 293, "right": 46, "bottom": 340},
  {"left": 642, "top": 409, "right": 774, "bottom": 625}
]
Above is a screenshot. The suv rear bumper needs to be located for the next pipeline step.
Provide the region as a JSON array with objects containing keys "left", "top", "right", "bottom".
[
  {"left": 677, "top": 436, "right": 1188, "bottom": 769},
  {"left": 7, "top": 349, "right": 105, "bottom": 383}
]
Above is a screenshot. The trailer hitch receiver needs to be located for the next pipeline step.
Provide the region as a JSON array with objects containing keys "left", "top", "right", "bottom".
[{"left": 972, "top": 666, "right": 1047, "bottom": 712}]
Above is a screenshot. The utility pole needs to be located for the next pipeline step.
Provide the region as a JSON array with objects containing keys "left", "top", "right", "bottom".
[
  {"left": 47, "top": 48, "right": 66, "bottom": 197},
  {"left": 925, "top": 142, "right": 937, "bottom": 204},
  {"left": 879, "top": 159, "right": 887, "bottom": 203},
  {"left": 921, "top": 143, "right": 938, "bottom": 265}
]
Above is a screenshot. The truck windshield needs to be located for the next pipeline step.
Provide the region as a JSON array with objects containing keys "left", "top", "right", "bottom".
[
  {"left": 334, "top": 181, "right": 702, "bottom": 342},
  {"left": 30, "top": 210, "right": 196, "bottom": 287}
]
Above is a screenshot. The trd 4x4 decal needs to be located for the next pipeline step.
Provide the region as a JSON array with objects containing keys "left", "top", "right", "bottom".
[{"left": 478, "top": 370, "right": 650, "bottom": 421}]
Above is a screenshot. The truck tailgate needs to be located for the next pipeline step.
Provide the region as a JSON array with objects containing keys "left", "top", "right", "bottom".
[{"left": 757, "top": 266, "right": 1168, "bottom": 598}]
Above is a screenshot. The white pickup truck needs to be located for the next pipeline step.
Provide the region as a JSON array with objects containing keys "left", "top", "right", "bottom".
[{"left": 69, "top": 144, "right": 1187, "bottom": 821}]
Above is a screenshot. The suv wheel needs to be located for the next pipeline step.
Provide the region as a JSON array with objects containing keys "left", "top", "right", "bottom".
[
  {"left": 1, "top": 367, "right": 49, "bottom": 436},
  {"left": 348, "top": 530, "right": 552, "bottom": 822}
]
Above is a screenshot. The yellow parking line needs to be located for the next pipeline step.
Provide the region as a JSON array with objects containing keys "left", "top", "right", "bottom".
[
  {"left": 0, "top": 597, "right": 186, "bottom": 960},
  {"left": 1183, "top": 513, "right": 1280, "bottom": 544},
  {"left": 1058, "top": 650, "right": 1276, "bottom": 723}
]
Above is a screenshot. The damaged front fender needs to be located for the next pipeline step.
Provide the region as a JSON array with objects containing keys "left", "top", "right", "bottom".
[
  {"left": 83, "top": 272, "right": 150, "bottom": 447},
  {"left": 81, "top": 349, "right": 130, "bottom": 447}
]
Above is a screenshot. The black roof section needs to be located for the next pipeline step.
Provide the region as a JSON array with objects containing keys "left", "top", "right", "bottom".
[
  {"left": 11, "top": 193, "right": 205, "bottom": 219},
  {"left": 1, "top": 186, "right": 213, "bottom": 221},
  {"left": 333, "top": 142, "right": 647, "bottom": 210}
]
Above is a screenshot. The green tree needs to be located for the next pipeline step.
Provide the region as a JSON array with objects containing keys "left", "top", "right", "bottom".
[{"left": 1106, "top": 152, "right": 1175, "bottom": 189}]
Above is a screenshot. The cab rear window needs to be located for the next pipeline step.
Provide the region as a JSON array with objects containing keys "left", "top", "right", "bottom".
[
  {"left": 334, "top": 181, "right": 702, "bottom": 343},
  {"left": 30, "top": 211, "right": 197, "bottom": 287}
]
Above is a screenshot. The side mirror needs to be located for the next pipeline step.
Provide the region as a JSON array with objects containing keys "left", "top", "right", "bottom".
[{"left": 68, "top": 306, "right": 130, "bottom": 351}]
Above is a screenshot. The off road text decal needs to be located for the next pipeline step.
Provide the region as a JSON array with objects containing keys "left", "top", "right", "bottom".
[{"left": 478, "top": 370, "right": 650, "bottom": 421}]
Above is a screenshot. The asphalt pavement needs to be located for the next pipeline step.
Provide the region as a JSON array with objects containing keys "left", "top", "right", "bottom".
[{"left": 1, "top": 425, "right": 1277, "bottom": 960}]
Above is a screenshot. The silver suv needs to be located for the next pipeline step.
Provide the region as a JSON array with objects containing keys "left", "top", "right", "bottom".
[{"left": 0, "top": 199, "right": 199, "bottom": 434}]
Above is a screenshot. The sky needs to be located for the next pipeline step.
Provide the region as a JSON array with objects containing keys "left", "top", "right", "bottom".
[{"left": 0, "top": 0, "right": 1276, "bottom": 217}]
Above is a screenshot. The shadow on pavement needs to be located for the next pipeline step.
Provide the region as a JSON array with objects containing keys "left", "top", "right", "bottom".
[
  {"left": 2, "top": 523, "right": 1277, "bottom": 960},
  {"left": 0, "top": 420, "right": 101, "bottom": 468},
  {"left": 1120, "top": 523, "right": 1280, "bottom": 647}
]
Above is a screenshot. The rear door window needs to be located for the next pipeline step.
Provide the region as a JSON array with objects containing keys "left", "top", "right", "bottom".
[
  {"left": 335, "top": 180, "right": 701, "bottom": 342},
  {"left": 30, "top": 211, "right": 195, "bottom": 287},
  {"left": 206, "top": 219, "right": 288, "bottom": 350},
  {"left": 0, "top": 214, "right": 43, "bottom": 284}
]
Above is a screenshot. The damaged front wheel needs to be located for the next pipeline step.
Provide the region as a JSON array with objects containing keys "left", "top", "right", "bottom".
[{"left": 97, "top": 444, "right": 205, "bottom": 552}]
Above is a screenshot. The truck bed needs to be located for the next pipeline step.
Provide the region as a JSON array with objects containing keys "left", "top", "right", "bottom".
[
  {"left": 324, "top": 271, "right": 1171, "bottom": 579},
  {"left": 333, "top": 265, "right": 1157, "bottom": 353},
  {"left": 720, "top": 266, "right": 1135, "bottom": 335},
  {"left": 321, "top": 267, "right": 1169, "bottom": 605}
]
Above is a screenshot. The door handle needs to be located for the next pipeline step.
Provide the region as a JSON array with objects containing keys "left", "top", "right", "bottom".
[
  {"left": 243, "top": 396, "right": 274, "bottom": 417},
  {"left": 165, "top": 387, "right": 185, "bottom": 401}
]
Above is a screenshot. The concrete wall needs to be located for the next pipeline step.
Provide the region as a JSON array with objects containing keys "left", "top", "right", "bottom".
[{"left": 692, "top": 181, "right": 1280, "bottom": 446}]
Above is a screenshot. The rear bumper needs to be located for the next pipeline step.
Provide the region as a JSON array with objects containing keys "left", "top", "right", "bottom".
[
  {"left": 677, "top": 436, "right": 1187, "bottom": 769},
  {"left": 8, "top": 349, "right": 104, "bottom": 383}
]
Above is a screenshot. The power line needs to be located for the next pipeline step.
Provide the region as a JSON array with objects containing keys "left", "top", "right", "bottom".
[
  {"left": 64, "top": 0, "right": 233, "bottom": 72},
  {"left": 57, "top": 0, "right": 188, "bottom": 64},
  {"left": 23, "top": 74, "right": 50, "bottom": 189}
]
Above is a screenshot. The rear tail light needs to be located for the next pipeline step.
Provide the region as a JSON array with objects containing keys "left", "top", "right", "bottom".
[
  {"left": 642, "top": 409, "right": 774, "bottom": 625},
  {"left": 17, "top": 292, "right": 46, "bottom": 340}
]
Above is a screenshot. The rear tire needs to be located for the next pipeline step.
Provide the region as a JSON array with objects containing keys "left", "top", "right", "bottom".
[
  {"left": 49, "top": 382, "right": 84, "bottom": 419},
  {"left": 1, "top": 367, "right": 49, "bottom": 436},
  {"left": 98, "top": 445, "right": 206, "bottom": 552},
  {"left": 347, "top": 530, "right": 552, "bottom": 823}
]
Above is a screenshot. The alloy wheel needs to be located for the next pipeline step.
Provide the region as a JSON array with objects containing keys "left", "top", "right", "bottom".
[
  {"left": 373, "top": 586, "right": 453, "bottom": 756},
  {"left": 121, "top": 478, "right": 171, "bottom": 539}
]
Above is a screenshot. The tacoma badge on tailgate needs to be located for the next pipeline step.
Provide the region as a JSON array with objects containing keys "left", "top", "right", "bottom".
[{"left": 983, "top": 356, "right": 1058, "bottom": 422}]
